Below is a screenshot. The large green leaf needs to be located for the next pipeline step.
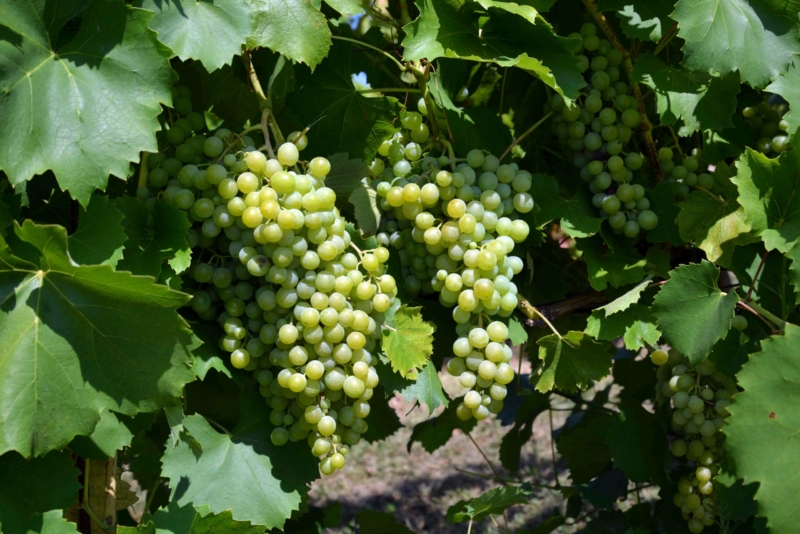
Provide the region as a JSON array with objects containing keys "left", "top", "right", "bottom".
[
  {"left": 0, "top": 451, "right": 80, "bottom": 534},
  {"left": 632, "top": 53, "right": 740, "bottom": 134},
  {"left": 69, "top": 409, "right": 134, "bottom": 460},
  {"left": 382, "top": 305, "right": 435, "bottom": 376},
  {"left": 402, "top": 0, "right": 584, "bottom": 100},
  {"left": 137, "top": 0, "right": 251, "bottom": 71},
  {"left": 765, "top": 62, "right": 800, "bottom": 135},
  {"left": 646, "top": 181, "right": 684, "bottom": 246},
  {"left": 0, "top": 221, "right": 195, "bottom": 457},
  {"left": 676, "top": 162, "right": 756, "bottom": 266},
  {"left": 534, "top": 331, "right": 614, "bottom": 392},
  {"left": 499, "top": 391, "right": 550, "bottom": 472},
  {"left": 733, "top": 146, "right": 800, "bottom": 254},
  {"left": 651, "top": 261, "right": 739, "bottom": 365},
  {"left": 69, "top": 196, "right": 127, "bottom": 267},
  {"left": 671, "top": 0, "right": 800, "bottom": 89},
  {"left": 159, "top": 390, "right": 318, "bottom": 530},
  {"left": 288, "top": 42, "right": 402, "bottom": 162},
  {"left": 0, "top": 0, "right": 172, "bottom": 205},
  {"left": 725, "top": 324, "right": 800, "bottom": 534},
  {"left": 529, "top": 174, "right": 602, "bottom": 238},
  {"left": 116, "top": 198, "right": 192, "bottom": 278},
  {"left": 20, "top": 511, "right": 79, "bottom": 534},
  {"left": 247, "top": 0, "right": 331, "bottom": 69}
]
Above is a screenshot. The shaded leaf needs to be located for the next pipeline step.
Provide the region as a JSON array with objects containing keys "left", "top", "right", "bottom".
[
  {"left": 357, "top": 511, "right": 414, "bottom": 534},
  {"left": 447, "top": 484, "right": 531, "bottom": 523},
  {"left": 69, "top": 410, "right": 134, "bottom": 460},
  {"left": 607, "top": 401, "right": 666, "bottom": 482},
  {"left": 499, "top": 391, "right": 550, "bottom": 472},
  {"left": 0, "top": 451, "right": 80, "bottom": 534},
  {"left": 398, "top": 363, "right": 448, "bottom": 415},
  {"left": 585, "top": 305, "right": 661, "bottom": 351},
  {"left": 632, "top": 53, "right": 739, "bottom": 134},
  {"left": 576, "top": 234, "right": 647, "bottom": 291},
  {"left": 529, "top": 174, "right": 602, "bottom": 238},
  {"left": 70, "top": 196, "right": 127, "bottom": 267},
  {"left": 408, "top": 399, "right": 477, "bottom": 453},
  {"left": 556, "top": 413, "right": 613, "bottom": 485},
  {"left": 765, "top": 61, "right": 800, "bottom": 135}
]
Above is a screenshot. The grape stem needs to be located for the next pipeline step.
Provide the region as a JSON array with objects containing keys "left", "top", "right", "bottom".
[
  {"left": 138, "top": 151, "right": 150, "bottom": 188},
  {"left": 518, "top": 298, "right": 562, "bottom": 339},
  {"left": 398, "top": 0, "right": 412, "bottom": 25},
  {"left": 738, "top": 300, "right": 784, "bottom": 334},
  {"left": 356, "top": 87, "right": 422, "bottom": 94},
  {"left": 499, "top": 111, "right": 554, "bottom": 161},
  {"left": 260, "top": 108, "right": 276, "bottom": 160},
  {"left": 580, "top": 0, "right": 662, "bottom": 181},
  {"left": 331, "top": 36, "right": 407, "bottom": 72},
  {"left": 466, "top": 431, "right": 503, "bottom": 482},
  {"left": 744, "top": 250, "right": 769, "bottom": 302}
]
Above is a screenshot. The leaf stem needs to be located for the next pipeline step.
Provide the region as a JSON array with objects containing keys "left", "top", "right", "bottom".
[
  {"left": 581, "top": 0, "right": 662, "bottom": 181},
  {"left": 548, "top": 410, "right": 561, "bottom": 488},
  {"left": 331, "top": 35, "right": 407, "bottom": 71},
  {"left": 654, "top": 22, "right": 679, "bottom": 57},
  {"left": 356, "top": 87, "right": 420, "bottom": 94},
  {"left": 518, "top": 298, "right": 561, "bottom": 339},
  {"left": 260, "top": 108, "right": 275, "bottom": 159},
  {"left": 499, "top": 111, "right": 553, "bottom": 161},
  {"left": 739, "top": 300, "right": 785, "bottom": 332},
  {"left": 398, "top": 0, "right": 412, "bottom": 25},
  {"left": 744, "top": 250, "right": 769, "bottom": 302},
  {"left": 466, "top": 431, "right": 503, "bottom": 482}
]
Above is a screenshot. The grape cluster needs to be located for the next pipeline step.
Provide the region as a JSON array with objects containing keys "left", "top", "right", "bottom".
[
  {"left": 547, "top": 22, "right": 658, "bottom": 238},
  {"left": 651, "top": 345, "right": 741, "bottom": 533},
  {"left": 366, "top": 105, "right": 533, "bottom": 420},
  {"left": 742, "top": 98, "right": 790, "bottom": 155},
  {"left": 143, "top": 88, "right": 396, "bottom": 475}
]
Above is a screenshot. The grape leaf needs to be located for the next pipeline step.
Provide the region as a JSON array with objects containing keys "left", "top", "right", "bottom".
[
  {"left": 324, "top": 0, "right": 362, "bottom": 15},
  {"left": 475, "top": 0, "right": 539, "bottom": 23},
  {"left": 534, "top": 331, "right": 614, "bottom": 392},
  {"left": 556, "top": 413, "right": 613, "bottom": 484},
  {"left": 144, "top": 501, "right": 265, "bottom": 534},
  {"left": 790, "top": 247, "right": 800, "bottom": 302},
  {"left": 0, "top": 0, "right": 172, "bottom": 206},
  {"left": 499, "top": 391, "right": 550, "bottom": 472},
  {"left": 708, "top": 329, "right": 751, "bottom": 380},
  {"left": 0, "top": 451, "right": 80, "bottom": 534},
  {"left": 116, "top": 197, "right": 192, "bottom": 278},
  {"left": 247, "top": 0, "right": 331, "bottom": 69},
  {"left": 529, "top": 174, "right": 602, "bottom": 238},
  {"left": 325, "top": 153, "right": 369, "bottom": 205},
  {"left": 19, "top": 511, "right": 79, "bottom": 534},
  {"left": 651, "top": 261, "right": 739, "bottom": 365},
  {"left": 361, "top": 385, "right": 402, "bottom": 443},
  {"left": 646, "top": 181, "right": 683, "bottom": 246},
  {"left": 407, "top": 399, "right": 477, "bottom": 453},
  {"left": 601, "top": 0, "right": 675, "bottom": 42},
  {"left": 600, "top": 275, "right": 652, "bottom": 316},
  {"left": 765, "top": 62, "right": 800, "bottom": 135},
  {"left": 289, "top": 42, "right": 402, "bottom": 162},
  {"left": 632, "top": 53, "right": 740, "bottom": 134},
  {"left": 0, "top": 221, "right": 195, "bottom": 457},
  {"left": 733, "top": 146, "right": 800, "bottom": 254},
  {"left": 576, "top": 234, "right": 647, "bottom": 291},
  {"left": 398, "top": 362, "right": 448, "bottom": 415},
  {"left": 382, "top": 305, "right": 435, "bottom": 376},
  {"left": 606, "top": 401, "right": 667, "bottom": 483},
  {"left": 402, "top": 0, "right": 585, "bottom": 100},
  {"left": 357, "top": 511, "right": 414, "bottom": 534},
  {"left": 724, "top": 324, "right": 800, "bottom": 534},
  {"left": 159, "top": 390, "right": 319, "bottom": 530},
  {"left": 677, "top": 163, "right": 756, "bottom": 267},
  {"left": 671, "top": 0, "right": 800, "bottom": 89},
  {"left": 348, "top": 184, "right": 381, "bottom": 237},
  {"left": 584, "top": 305, "right": 661, "bottom": 351},
  {"left": 190, "top": 323, "right": 232, "bottom": 381},
  {"left": 69, "top": 196, "right": 127, "bottom": 267},
  {"left": 137, "top": 0, "right": 250, "bottom": 71},
  {"left": 507, "top": 315, "right": 529, "bottom": 346},
  {"left": 69, "top": 409, "right": 134, "bottom": 460},
  {"left": 446, "top": 484, "right": 532, "bottom": 523}
]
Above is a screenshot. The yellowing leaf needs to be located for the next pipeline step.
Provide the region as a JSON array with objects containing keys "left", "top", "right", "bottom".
[{"left": 382, "top": 305, "right": 434, "bottom": 376}]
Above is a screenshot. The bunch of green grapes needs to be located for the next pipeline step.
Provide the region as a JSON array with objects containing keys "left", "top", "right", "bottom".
[
  {"left": 364, "top": 106, "right": 534, "bottom": 420},
  {"left": 143, "top": 97, "right": 396, "bottom": 476},
  {"left": 547, "top": 22, "right": 659, "bottom": 238},
  {"left": 742, "top": 98, "right": 790, "bottom": 155},
  {"left": 650, "top": 337, "right": 743, "bottom": 533},
  {"left": 654, "top": 146, "right": 712, "bottom": 200}
]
